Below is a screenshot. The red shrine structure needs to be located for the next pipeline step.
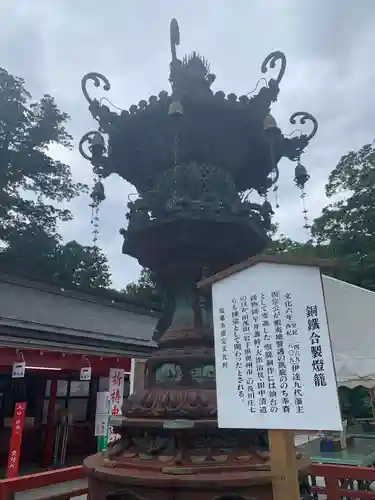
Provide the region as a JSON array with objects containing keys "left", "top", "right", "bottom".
[{"left": 0, "top": 272, "right": 158, "bottom": 475}]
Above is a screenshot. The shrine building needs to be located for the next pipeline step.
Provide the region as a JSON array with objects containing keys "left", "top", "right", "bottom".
[{"left": 0, "top": 272, "right": 158, "bottom": 473}]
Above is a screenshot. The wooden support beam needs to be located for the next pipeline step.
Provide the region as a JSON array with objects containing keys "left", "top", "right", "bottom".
[{"left": 269, "top": 430, "right": 300, "bottom": 500}]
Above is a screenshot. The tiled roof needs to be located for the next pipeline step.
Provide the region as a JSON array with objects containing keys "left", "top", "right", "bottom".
[{"left": 0, "top": 274, "right": 159, "bottom": 353}]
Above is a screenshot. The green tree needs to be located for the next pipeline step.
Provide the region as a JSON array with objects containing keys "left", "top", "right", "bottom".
[
  {"left": 338, "top": 386, "right": 373, "bottom": 420},
  {"left": 0, "top": 223, "right": 59, "bottom": 278},
  {"left": 123, "top": 268, "right": 164, "bottom": 308},
  {"left": 0, "top": 226, "right": 112, "bottom": 289},
  {"left": 265, "top": 236, "right": 316, "bottom": 257},
  {"left": 264, "top": 234, "right": 336, "bottom": 263},
  {"left": 0, "top": 67, "right": 111, "bottom": 289},
  {"left": 0, "top": 67, "right": 86, "bottom": 240},
  {"left": 53, "top": 240, "right": 111, "bottom": 289},
  {"left": 312, "top": 141, "right": 375, "bottom": 289}
]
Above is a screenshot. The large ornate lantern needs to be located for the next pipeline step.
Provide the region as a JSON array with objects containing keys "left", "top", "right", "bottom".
[{"left": 80, "top": 19, "right": 317, "bottom": 500}]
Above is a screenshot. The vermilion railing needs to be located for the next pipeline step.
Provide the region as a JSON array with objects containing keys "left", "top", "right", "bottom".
[
  {"left": 0, "top": 465, "right": 88, "bottom": 500},
  {"left": 309, "top": 463, "right": 375, "bottom": 499},
  {"left": 2, "top": 462, "right": 375, "bottom": 499}
]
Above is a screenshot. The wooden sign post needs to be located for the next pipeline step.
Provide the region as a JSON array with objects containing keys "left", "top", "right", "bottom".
[
  {"left": 198, "top": 255, "right": 342, "bottom": 500},
  {"left": 269, "top": 430, "right": 300, "bottom": 500}
]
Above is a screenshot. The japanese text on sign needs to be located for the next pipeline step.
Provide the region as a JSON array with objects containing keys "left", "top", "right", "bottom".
[
  {"left": 95, "top": 391, "right": 109, "bottom": 438},
  {"left": 80, "top": 366, "right": 92, "bottom": 381},
  {"left": 108, "top": 368, "right": 125, "bottom": 442},
  {"left": 12, "top": 362, "right": 25, "bottom": 379},
  {"left": 232, "top": 297, "right": 244, "bottom": 402},
  {"left": 6, "top": 402, "right": 26, "bottom": 478},
  {"left": 306, "top": 304, "right": 327, "bottom": 388},
  {"left": 212, "top": 262, "right": 342, "bottom": 431},
  {"left": 241, "top": 295, "right": 255, "bottom": 413},
  {"left": 218, "top": 307, "right": 228, "bottom": 369},
  {"left": 283, "top": 292, "right": 304, "bottom": 414}
]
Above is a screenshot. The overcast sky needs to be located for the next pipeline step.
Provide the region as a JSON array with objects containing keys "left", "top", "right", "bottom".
[{"left": 1, "top": 1, "right": 374, "bottom": 289}]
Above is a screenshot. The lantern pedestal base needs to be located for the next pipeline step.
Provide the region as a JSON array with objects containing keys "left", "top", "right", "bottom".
[{"left": 84, "top": 450, "right": 310, "bottom": 500}]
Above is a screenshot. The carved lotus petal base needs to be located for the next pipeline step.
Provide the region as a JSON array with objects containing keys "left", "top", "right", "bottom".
[
  {"left": 122, "top": 387, "right": 217, "bottom": 419},
  {"left": 84, "top": 452, "right": 311, "bottom": 500}
]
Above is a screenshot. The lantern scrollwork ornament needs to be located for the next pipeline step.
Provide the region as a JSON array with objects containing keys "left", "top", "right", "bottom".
[{"left": 79, "top": 131, "right": 107, "bottom": 245}]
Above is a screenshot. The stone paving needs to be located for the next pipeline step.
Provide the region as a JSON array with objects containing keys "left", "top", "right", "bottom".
[{"left": 14, "top": 478, "right": 88, "bottom": 500}]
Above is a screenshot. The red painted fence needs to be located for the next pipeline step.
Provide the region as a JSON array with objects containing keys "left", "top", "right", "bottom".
[
  {"left": 1, "top": 463, "right": 375, "bottom": 499},
  {"left": 309, "top": 463, "right": 375, "bottom": 499},
  {"left": 0, "top": 466, "right": 88, "bottom": 500}
]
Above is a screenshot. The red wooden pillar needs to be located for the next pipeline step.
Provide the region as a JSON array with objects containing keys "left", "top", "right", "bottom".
[{"left": 42, "top": 378, "right": 57, "bottom": 467}]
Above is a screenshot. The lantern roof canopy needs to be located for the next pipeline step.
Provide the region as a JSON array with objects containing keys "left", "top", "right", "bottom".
[{"left": 80, "top": 19, "right": 317, "bottom": 196}]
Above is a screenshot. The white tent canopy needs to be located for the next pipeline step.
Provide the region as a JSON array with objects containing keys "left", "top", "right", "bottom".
[{"left": 323, "top": 275, "right": 375, "bottom": 389}]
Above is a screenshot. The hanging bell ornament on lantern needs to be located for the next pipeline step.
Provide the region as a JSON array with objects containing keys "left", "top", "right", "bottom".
[
  {"left": 89, "top": 132, "right": 106, "bottom": 167},
  {"left": 262, "top": 199, "right": 274, "bottom": 216},
  {"left": 90, "top": 180, "right": 106, "bottom": 205},
  {"left": 260, "top": 199, "right": 274, "bottom": 230},
  {"left": 294, "top": 162, "right": 310, "bottom": 189},
  {"left": 87, "top": 132, "right": 107, "bottom": 246},
  {"left": 89, "top": 179, "right": 106, "bottom": 247},
  {"left": 168, "top": 101, "right": 184, "bottom": 116},
  {"left": 90, "top": 131, "right": 105, "bottom": 152},
  {"left": 273, "top": 184, "right": 280, "bottom": 209},
  {"left": 294, "top": 161, "right": 311, "bottom": 231},
  {"left": 263, "top": 114, "right": 277, "bottom": 129}
]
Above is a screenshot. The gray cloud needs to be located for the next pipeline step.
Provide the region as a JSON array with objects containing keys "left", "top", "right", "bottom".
[{"left": 1, "top": 0, "right": 374, "bottom": 288}]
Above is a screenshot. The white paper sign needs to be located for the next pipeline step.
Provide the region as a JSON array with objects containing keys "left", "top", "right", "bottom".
[
  {"left": 12, "top": 362, "right": 26, "bottom": 379},
  {"left": 108, "top": 368, "right": 125, "bottom": 442},
  {"left": 130, "top": 358, "right": 136, "bottom": 395},
  {"left": 95, "top": 414, "right": 109, "bottom": 437},
  {"left": 80, "top": 367, "right": 92, "bottom": 381},
  {"left": 94, "top": 391, "right": 109, "bottom": 437},
  {"left": 212, "top": 262, "right": 342, "bottom": 431},
  {"left": 96, "top": 391, "right": 110, "bottom": 415}
]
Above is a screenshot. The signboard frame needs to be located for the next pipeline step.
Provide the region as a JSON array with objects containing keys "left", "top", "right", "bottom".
[
  {"left": 210, "top": 261, "right": 342, "bottom": 431},
  {"left": 198, "top": 255, "right": 338, "bottom": 500}
]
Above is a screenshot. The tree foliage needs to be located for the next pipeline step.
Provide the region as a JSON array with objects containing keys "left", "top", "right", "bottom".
[
  {"left": 0, "top": 68, "right": 86, "bottom": 238},
  {"left": 267, "top": 141, "right": 375, "bottom": 419},
  {"left": 53, "top": 240, "right": 112, "bottom": 289},
  {"left": 0, "top": 224, "right": 112, "bottom": 289},
  {"left": 0, "top": 67, "right": 111, "bottom": 289},
  {"left": 123, "top": 268, "right": 164, "bottom": 309},
  {"left": 312, "top": 141, "right": 375, "bottom": 289}
]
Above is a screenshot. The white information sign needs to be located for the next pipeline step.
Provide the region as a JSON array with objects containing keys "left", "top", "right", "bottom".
[
  {"left": 95, "top": 414, "right": 108, "bottom": 437},
  {"left": 130, "top": 358, "right": 136, "bottom": 395},
  {"left": 80, "top": 366, "right": 92, "bottom": 381},
  {"left": 108, "top": 368, "right": 125, "bottom": 442},
  {"left": 96, "top": 391, "right": 110, "bottom": 415},
  {"left": 12, "top": 362, "right": 26, "bottom": 379},
  {"left": 95, "top": 391, "right": 109, "bottom": 437},
  {"left": 212, "top": 262, "right": 342, "bottom": 431}
]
